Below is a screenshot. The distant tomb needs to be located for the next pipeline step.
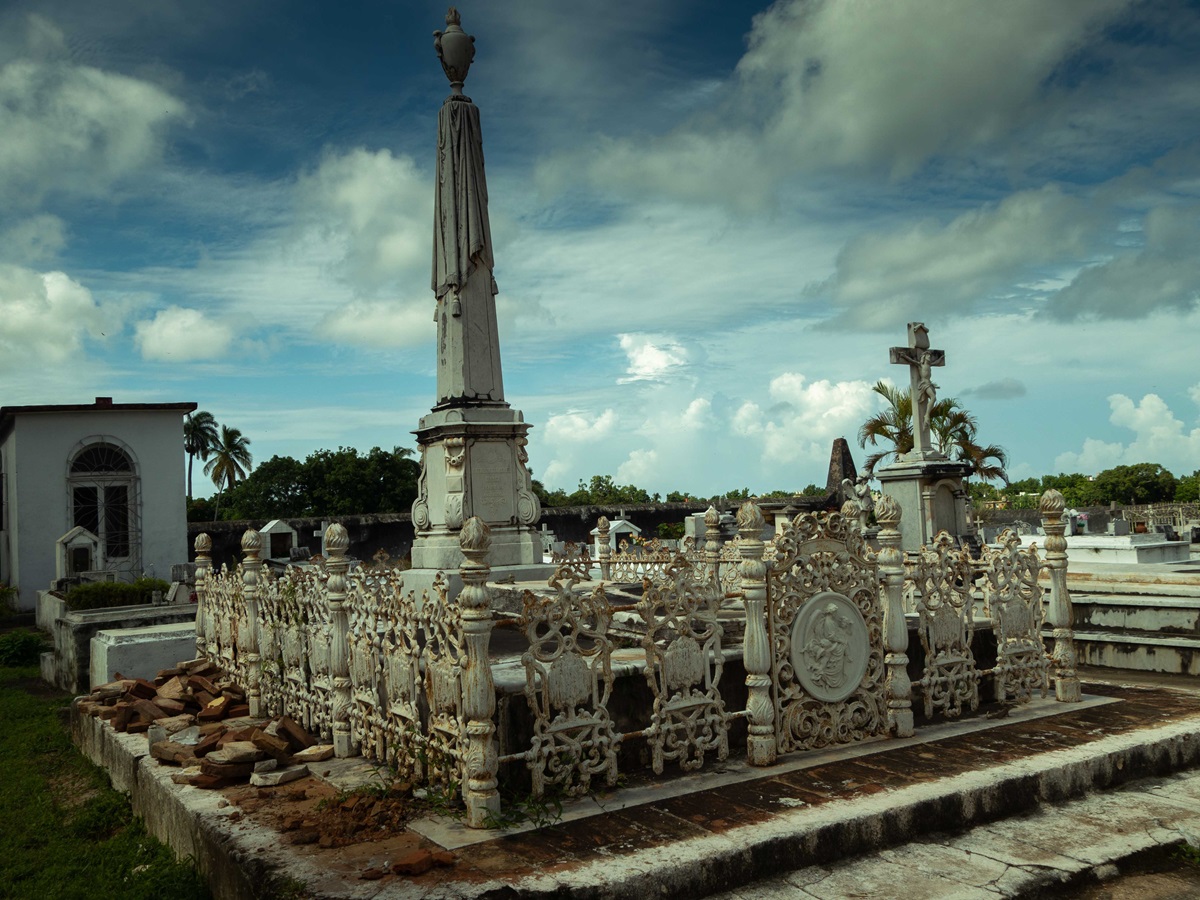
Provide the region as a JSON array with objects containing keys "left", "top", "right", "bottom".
[{"left": 1, "top": 397, "right": 195, "bottom": 610}]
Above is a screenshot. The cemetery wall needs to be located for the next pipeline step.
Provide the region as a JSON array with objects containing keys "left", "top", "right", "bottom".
[{"left": 187, "top": 502, "right": 711, "bottom": 569}]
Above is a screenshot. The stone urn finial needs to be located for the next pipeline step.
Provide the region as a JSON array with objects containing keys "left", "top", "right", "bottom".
[{"left": 434, "top": 7, "right": 475, "bottom": 95}]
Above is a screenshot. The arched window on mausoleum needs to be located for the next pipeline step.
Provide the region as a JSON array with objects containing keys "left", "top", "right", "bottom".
[{"left": 68, "top": 440, "right": 141, "bottom": 576}]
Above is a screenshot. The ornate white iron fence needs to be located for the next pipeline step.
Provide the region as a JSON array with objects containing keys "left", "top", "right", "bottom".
[{"left": 190, "top": 490, "right": 1078, "bottom": 829}]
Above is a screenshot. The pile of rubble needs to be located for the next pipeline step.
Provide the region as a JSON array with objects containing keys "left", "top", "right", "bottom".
[{"left": 76, "top": 656, "right": 332, "bottom": 789}]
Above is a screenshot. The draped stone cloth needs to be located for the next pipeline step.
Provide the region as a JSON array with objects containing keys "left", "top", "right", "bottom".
[
  {"left": 431, "top": 95, "right": 504, "bottom": 405},
  {"left": 433, "top": 97, "right": 493, "bottom": 300}
]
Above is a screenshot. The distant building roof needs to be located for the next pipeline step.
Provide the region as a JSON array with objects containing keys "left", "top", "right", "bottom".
[{"left": 0, "top": 397, "right": 197, "bottom": 438}]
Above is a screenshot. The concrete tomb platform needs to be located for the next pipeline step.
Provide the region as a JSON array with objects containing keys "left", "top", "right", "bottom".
[
  {"left": 38, "top": 590, "right": 197, "bottom": 694},
  {"left": 1018, "top": 532, "right": 1190, "bottom": 565},
  {"left": 89, "top": 622, "right": 199, "bottom": 690},
  {"left": 71, "top": 670, "right": 1200, "bottom": 899}
]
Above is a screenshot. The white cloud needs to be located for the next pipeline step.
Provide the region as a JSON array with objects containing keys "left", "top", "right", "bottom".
[
  {"left": 0, "top": 15, "right": 186, "bottom": 205},
  {"left": 1043, "top": 204, "right": 1200, "bottom": 320},
  {"left": 297, "top": 148, "right": 430, "bottom": 295},
  {"left": 734, "top": 373, "right": 877, "bottom": 466},
  {"left": 821, "top": 186, "right": 1106, "bottom": 329},
  {"left": 617, "top": 333, "right": 690, "bottom": 382},
  {"left": 544, "top": 409, "right": 619, "bottom": 444},
  {"left": 0, "top": 214, "right": 65, "bottom": 264},
  {"left": 613, "top": 397, "right": 714, "bottom": 489},
  {"left": 616, "top": 448, "right": 659, "bottom": 486},
  {"left": 740, "top": 0, "right": 1130, "bottom": 176},
  {"left": 134, "top": 306, "right": 235, "bottom": 361},
  {"left": 317, "top": 299, "right": 433, "bottom": 349},
  {"left": 539, "top": 0, "right": 1134, "bottom": 208},
  {"left": 1054, "top": 392, "right": 1200, "bottom": 475},
  {"left": 0, "top": 264, "right": 112, "bottom": 369},
  {"left": 540, "top": 408, "right": 619, "bottom": 486}
]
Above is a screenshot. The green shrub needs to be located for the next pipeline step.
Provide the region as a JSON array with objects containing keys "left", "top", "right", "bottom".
[
  {"left": 0, "top": 583, "right": 17, "bottom": 617},
  {"left": 656, "top": 522, "right": 686, "bottom": 540},
  {"left": 65, "top": 577, "right": 172, "bottom": 612},
  {"left": 0, "top": 630, "right": 48, "bottom": 666}
]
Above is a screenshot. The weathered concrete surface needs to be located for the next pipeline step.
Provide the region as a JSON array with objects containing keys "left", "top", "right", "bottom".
[
  {"left": 43, "top": 598, "right": 196, "bottom": 693},
  {"left": 712, "top": 770, "right": 1200, "bottom": 899},
  {"left": 71, "top": 677, "right": 1200, "bottom": 900},
  {"left": 89, "top": 621, "right": 199, "bottom": 689}
]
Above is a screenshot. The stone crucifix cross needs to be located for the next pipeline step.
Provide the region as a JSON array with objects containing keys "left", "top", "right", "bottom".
[{"left": 889, "top": 322, "right": 945, "bottom": 457}]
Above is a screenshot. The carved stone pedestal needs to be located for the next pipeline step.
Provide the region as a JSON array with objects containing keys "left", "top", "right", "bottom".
[
  {"left": 409, "top": 405, "right": 550, "bottom": 588},
  {"left": 875, "top": 453, "right": 973, "bottom": 553}
]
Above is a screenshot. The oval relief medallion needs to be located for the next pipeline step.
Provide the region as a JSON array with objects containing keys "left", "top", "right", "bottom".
[{"left": 790, "top": 591, "right": 869, "bottom": 703}]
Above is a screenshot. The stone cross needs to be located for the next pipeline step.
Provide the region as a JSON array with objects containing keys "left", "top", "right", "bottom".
[{"left": 889, "top": 322, "right": 945, "bottom": 457}]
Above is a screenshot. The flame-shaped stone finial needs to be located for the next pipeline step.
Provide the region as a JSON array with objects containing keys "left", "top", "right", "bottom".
[
  {"left": 240, "top": 529, "right": 262, "bottom": 554},
  {"left": 874, "top": 494, "right": 901, "bottom": 528},
  {"left": 324, "top": 523, "right": 350, "bottom": 554},
  {"left": 1040, "top": 488, "right": 1066, "bottom": 516},
  {"left": 736, "top": 500, "right": 764, "bottom": 534}
]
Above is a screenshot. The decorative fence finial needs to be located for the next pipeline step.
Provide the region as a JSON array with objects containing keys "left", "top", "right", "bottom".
[
  {"left": 736, "top": 501, "right": 775, "bottom": 765},
  {"left": 457, "top": 517, "right": 500, "bottom": 826},
  {"left": 874, "top": 495, "right": 912, "bottom": 736},
  {"left": 736, "top": 499, "right": 765, "bottom": 534},
  {"left": 324, "top": 522, "right": 354, "bottom": 757},
  {"left": 597, "top": 516, "right": 611, "bottom": 580},
  {"left": 704, "top": 505, "right": 721, "bottom": 584},
  {"left": 193, "top": 533, "right": 212, "bottom": 658},
  {"left": 240, "top": 529, "right": 263, "bottom": 716},
  {"left": 1040, "top": 488, "right": 1080, "bottom": 702},
  {"left": 874, "top": 494, "right": 901, "bottom": 531}
]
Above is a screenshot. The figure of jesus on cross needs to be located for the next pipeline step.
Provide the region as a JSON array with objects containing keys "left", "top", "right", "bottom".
[{"left": 889, "top": 322, "right": 945, "bottom": 458}]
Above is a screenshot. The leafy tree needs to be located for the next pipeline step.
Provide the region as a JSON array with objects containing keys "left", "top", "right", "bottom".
[
  {"left": 968, "top": 481, "right": 999, "bottom": 503},
  {"left": 1177, "top": 470, "right": 1200, "bottom": 503},
  {"left": 567, "top": 475, "right": 654, "bottom": 506},
  {"left": 1092, "top": 463, "right": 1177, "bottom": 505},
  {"left": 183, "top": 410, "right": 219, "bottom": 500},
  {"left": 305, "top": 446, "right": 419, "bottom": 515},
  {"left": 1006, "top": 476, "right": 1041, "bottom": 496},
  {"left": 1039, "top": 473, "right": 1100, "bottom": 508},
  {"left": 204, "top": 425, "right": 253, "bottom": 518},
  {"left": 800, "top": 483, "right": 825, "bottom": 497},
  {"left": 221, "top": 447, "right": 419, "bottom": 519},
  {"left": 220, "top": 455, "right": 308, "bottom": 519},
  {"left": 857, "top": 382, "right": 1008, "bottom": 482},
  {"left": 186, "top": 496, "right": 217, "bottom": 522}
]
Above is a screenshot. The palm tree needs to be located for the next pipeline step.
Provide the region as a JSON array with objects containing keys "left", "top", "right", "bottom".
[
  {"left": 204, "top": 425, "right": 253, "bottom": 518},
  {"left": 858, "top": 382, "right": 1008, "bottom": 482},
  {"left": 857, "top": 382, "right": 913, "bottom": 474},
  {"left": 183, "top": 410, "right": 219, "bottom": 500}
]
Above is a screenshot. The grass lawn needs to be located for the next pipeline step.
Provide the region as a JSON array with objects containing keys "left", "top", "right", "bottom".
[{"left": 0, "top": 663, "right": 211, "bottom": 900}]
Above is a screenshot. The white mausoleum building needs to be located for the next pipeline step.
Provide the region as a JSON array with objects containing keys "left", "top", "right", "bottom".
[{"left": 0, "top": 398, "right": 195, "bottom": 611}]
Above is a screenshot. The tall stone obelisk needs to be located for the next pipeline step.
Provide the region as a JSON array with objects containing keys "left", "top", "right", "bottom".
[{"left": 409, "top": 8, "right": 544, "bottom": 576}]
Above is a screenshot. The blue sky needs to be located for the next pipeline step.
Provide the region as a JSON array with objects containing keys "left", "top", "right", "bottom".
[{"left": 3, "top": 0, "right": 1200, "bottom": 498}]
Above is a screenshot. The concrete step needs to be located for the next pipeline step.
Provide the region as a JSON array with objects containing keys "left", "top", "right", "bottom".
[
  {"left": 1071, "top": 593, "right": 1200, "bottom": 636},
  {"left": 709, "top": 769, "right": 1200, "bottom": 899},
  {"left": 1072, "top": 629, "right": 1200, "bottom": 676}
]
